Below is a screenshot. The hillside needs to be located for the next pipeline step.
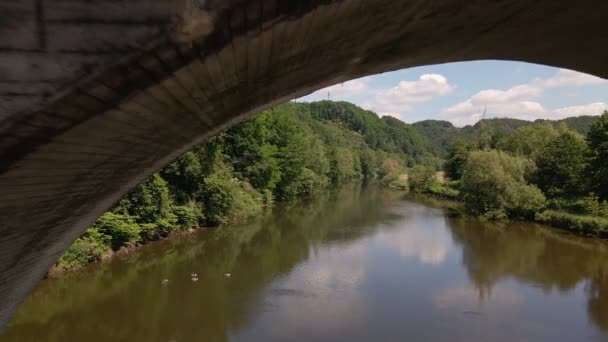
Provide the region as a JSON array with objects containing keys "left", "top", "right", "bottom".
[
  {"left": 286, "top": 101, "right": 602, "bottom": 159},
  {"left": 411, "top": 116, "right": 601, "bottom": 155}
]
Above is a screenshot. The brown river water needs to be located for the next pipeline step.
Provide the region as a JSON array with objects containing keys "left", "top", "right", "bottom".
[{"left": 2, "top": 184, "right": 608, "bottom": 341}]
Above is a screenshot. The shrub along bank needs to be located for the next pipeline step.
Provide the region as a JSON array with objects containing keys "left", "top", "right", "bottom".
[{"left": 404, "top": 111, "right": 608, "bottom": 237}]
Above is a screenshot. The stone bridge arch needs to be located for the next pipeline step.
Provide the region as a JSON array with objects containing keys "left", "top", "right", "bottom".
[{"left": 1, "top": 0, "right": 607, "bottom": 329}]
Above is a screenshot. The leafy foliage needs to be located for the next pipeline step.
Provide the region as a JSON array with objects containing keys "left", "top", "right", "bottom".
[
  {"left": 587, "top": 111, "right": 608, "bottom": 200},
  {"left": 534, "top": 132, "right": 590, "bottom": 198},
  {"left": 536, "top": 210, "right": 608, "bottom": 237},
  {"left": 58, "top": 102, "right": 608, "bottom": 271},
  {"left": 461, "top": 151, "right": 545, "bottom": 220},
  {"left": 444, "top": 139, "right": 474, "bottom": 180}
]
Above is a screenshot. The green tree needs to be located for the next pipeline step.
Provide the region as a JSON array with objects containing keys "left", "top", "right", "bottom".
[
  {"left": 93, "top": 212, "right": 141, "bottom": 250},
  {"left": 534, "top": 132, "right": 590, "bottom": 198},
  {"left": 587, "top": 111, "right": 608, "bottom": 200},
  {"left": 445, "top": 139, "right": 474, "bottom": 180},
  {"left": 503, "top": 122, "right": 560, "bottom": 158},
  {"left": 118, "top": 173, "right": 176, "bottom": 225},
  {"left": 329, "top": 147, "right": 358, "bottom": 183},
  {"left": 408, "top": 165, "right": 434, "bottom": 192},
  {"left": 461, "top": 150, "right": 545, "bottom": 219}
]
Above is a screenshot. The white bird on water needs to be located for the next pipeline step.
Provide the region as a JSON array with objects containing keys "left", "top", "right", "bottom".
[
  {"left": 162, "top": 279, "right": 169, "bottom": 285},
  {"left": 224, "top": 273, "right": 231, "bottom": 278}
]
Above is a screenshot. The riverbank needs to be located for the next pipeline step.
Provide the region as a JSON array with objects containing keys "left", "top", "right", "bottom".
[
  {"left": 50, "top": 183, "right": 363, "bottom": 276},
  {"left": 46, "top": 226, "right": 204, "bottom": 278},
  {"left": 406, "top": 185, "right": 608, "bottom": 239}
]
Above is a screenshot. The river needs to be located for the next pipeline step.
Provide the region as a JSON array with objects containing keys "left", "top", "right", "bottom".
[{"left": 2, "top": 185, "right": 608, "bottom": 341}]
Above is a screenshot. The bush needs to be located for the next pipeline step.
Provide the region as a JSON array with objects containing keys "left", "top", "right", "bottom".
[
  {"left": 426, "top": 180, "right": 460, "bottom": 199},
  {"left": 408, "top": 165, "right": 434, "bottom": 192},
  {"left": 202, "top": 172, "right": 234, "bottom": 225},
  {"left": 461, "top": 150, "right": 546, "bottom": 220},
  {"left": 581, "top": 193, "right": 608, "bottom": 218},
  {"left": 57, "top": 228, "right": 110, "bottom": 269},
  {"left": 535, "top": 210, "right": 608, "bottom": 237},
  {"left": 389, "top": 174, "right": 409, "bottom": 190},
  {"left": 508, "top": 183, "right": 547, "bottom": 219},
  {"left": 172, "top": 205, "right": 199, "bottom": 228},
  {"left": 546, "top": 194, "right": 608, "bottom": 218},
  {"left": 93, "top": 212, "right": 141, "bottom": 250},
  {"left": 229, "top": 180, "right": 264, "bottom": 221},
  {"left": 382, "top": 171, "right": 400, "bottom": 185}
]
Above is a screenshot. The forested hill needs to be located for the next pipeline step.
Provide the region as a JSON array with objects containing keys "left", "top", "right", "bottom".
[
  {"left": 56, "top": 100, "right": 443, "bottom": 270},
  {"left": 56, "top": 100, "right": 607, "bottom": 270},
  {"left": 301, "top": 101, "right": 441, "bottom": 167},
  {"left": 412, "top": 115, "right": 600, "bottom": 155}
]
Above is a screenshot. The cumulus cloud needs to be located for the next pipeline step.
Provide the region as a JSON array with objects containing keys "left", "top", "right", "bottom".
[
  {"left": 533, "top": 69, "right": 607, "bottom": 88},
  {"left": 441, "top": 69, "right": 608, "bottom": 126},
  {"left": 374, "top": 225, "right": 452, "bottom": 265},
  {"left": 371, "top": 74, "right": 454, "bottom": 115},
  {"left": 300, "top": 74, "right": 455, "bottom": 120}
]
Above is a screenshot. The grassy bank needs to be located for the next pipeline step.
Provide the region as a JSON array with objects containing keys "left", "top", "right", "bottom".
[{"left": 388, "top": 166, "right": 608, "bottom": 239}]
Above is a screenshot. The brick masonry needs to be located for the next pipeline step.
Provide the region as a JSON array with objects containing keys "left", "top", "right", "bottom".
[{"left": 1, "top": 0, "right": 607, "bottom": 330}]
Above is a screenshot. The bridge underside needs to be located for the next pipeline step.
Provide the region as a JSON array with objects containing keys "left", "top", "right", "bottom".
[{"left": 1, "top": 0, "right": 607, "bottom": 329}]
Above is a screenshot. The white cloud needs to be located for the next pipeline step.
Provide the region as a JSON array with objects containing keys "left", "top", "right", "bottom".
[
  {"left": 373, "top": 217, "right": 453, "bottom": 266},
  {"left": 533, "top": 69, "right": 607, "bottom": 88},
  {"left": 552, "top": 102, "right": 608, "bottom": 119},
  {"left": 372, "top": 74, "right": 454, "bottom": 114},
  {"left": 300, "top": 74, "right": 455, "bottom": 121},
  {"left": 441, "top": 68, "right": 608, "bottom": 126}
]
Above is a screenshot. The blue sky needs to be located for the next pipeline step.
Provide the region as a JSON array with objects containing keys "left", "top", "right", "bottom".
[{"left": 298, "top": 61, "right": 608, "bottom": 127}]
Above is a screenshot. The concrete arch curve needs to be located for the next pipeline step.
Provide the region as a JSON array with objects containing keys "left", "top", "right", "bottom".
[{"left": 1, "top": 0, "right": 607, "bottom": 329}]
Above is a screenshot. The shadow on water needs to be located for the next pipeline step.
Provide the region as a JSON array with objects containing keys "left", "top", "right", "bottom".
[
  {"left": 2, "top": 184, "right": 608, "bottom": 341},
  {"left": 0, "top": 184, "right": 404, "bottom": 341}
]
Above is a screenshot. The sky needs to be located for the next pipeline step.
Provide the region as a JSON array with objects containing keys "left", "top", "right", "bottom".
[{"left": 298, "top": 61, "right": 608, "bottom": 127}]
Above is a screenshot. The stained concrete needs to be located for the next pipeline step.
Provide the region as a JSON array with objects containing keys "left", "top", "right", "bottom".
[{"left": 0, "top": 0, "right": 607, "bottom": 330}]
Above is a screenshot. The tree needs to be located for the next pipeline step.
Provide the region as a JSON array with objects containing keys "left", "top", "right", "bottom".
[
  {"left": 587, "top": 111, "right": 608, "bottom": 200},
  {"left": 329, "top": 147, "right": 358, "bottom": 183},
  {"left": 461, "top": 150, "right": 545, "bottom": 219},
  {"left": 534, "top": 132, "right": 589, "bottom": 198},
  {"left": 359, "top": 148, "right": 378, "bottom": 179},
  {"left": 93, "top": 212, "right": 141, "bottom": 250},
  {"left": 445, "top": 139, "right": 474, "bottom": 180},
  {"left": 118, "top": 173, "right": 175, "bottom": 225},
  {"left": 503, "top": 122, "right": 560, "bottom": 158},
  {"left": 408, "top": 165, "right": 434, "bottom": 192}
]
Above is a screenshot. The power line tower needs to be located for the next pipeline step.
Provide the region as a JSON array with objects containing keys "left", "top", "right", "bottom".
[{"left": 478, "top": 105, "right": 487, "bottom": 149}]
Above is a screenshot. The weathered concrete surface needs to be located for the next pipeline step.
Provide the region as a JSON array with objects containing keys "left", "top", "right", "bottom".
[{"left": 0, "top": 0, "right": 607, "bottom": 330}]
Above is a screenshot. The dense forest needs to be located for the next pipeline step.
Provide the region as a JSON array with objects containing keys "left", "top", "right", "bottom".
[
  {"left": 56, "top": 101, "right": 608, "bottom": 271},
  {"left": 413, "top": 115, "right": 599, "bottom": 156},
  {"left": 413, "top": 112, "right": 608, "bottom": 237},
  {"left": 57, "top": 101, "right": 432, "bottom": 270}
]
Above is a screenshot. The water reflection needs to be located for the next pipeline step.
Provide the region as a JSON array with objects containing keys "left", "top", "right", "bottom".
[
  {"left": 450, "top": 218, "right": 608, "bottom": 333},
  {"left": 2, "top": 185, "right": 608, "bottom": 341}
]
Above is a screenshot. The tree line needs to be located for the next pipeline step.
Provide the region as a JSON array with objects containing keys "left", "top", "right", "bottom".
[
  {"left": 57, "top": 101, "right": 608, "bottom": 270},
  {"left": 407, "top": 111, "right": 608, "bottom": 237},
  {"left": 57, "top": 101, "right": 438, "bottom": 270}
]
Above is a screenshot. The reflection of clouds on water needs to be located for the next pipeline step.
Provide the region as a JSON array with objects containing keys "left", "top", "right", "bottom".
[
  {"left": 374, "top": 224, "right": 452, "bottom": 265},
  {"left": 434, "top": 284, "right": 524, "bottom": 312},
  {"left": 263, "top": 242, "right": 369, "bottom": 337}
]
